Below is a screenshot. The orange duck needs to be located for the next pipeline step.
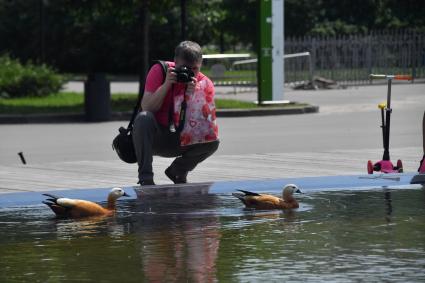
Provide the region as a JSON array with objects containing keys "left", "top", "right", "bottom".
[
  {"left": 42, "top": 187, "right": 129, "bottom": 218},
  {"left": 232, "top": 184, "right": 302, "bottom": 210}
]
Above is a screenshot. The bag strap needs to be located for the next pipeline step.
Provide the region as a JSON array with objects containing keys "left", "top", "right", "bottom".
[{"left": 127, "top": 60, "right": 168, "bottom": 131}]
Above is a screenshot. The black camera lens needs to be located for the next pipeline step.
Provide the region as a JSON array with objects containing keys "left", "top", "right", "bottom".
[{"left": 174, "top": 66, "right": 195, "bottom": 83}]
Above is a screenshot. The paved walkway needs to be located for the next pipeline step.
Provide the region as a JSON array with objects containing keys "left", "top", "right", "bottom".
[
  {"left": 1, "top": 83, "right": 423, "bottom": 194},
  {"left": 0, "top": 147, "right": 420, "bottom": 194}
]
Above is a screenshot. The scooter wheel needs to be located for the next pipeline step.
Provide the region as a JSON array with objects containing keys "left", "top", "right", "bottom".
[
  {"left": 397, "top": 159, "right": 403, "bottom": 173},
  {"left": 367, "top": 160, "right": 374, "bottom": 174}
]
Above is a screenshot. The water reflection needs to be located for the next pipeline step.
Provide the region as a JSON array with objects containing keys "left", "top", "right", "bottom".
[
  {"left": 384, "top": 190, "right": 393, "bottom": 223},
  {"left": 131, "top": 194, "right": 221, "bottom": 283},
  {"left": 137, "top": 215, "right": 220, "bottom": 283}
]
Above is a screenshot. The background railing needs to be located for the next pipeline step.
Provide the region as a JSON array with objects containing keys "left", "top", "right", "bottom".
[{"left": 205, "top": 29, "right": 425, "bottom": 90}]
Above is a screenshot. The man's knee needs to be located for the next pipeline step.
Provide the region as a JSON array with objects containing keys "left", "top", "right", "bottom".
[
  {"left": 209, "top": 140, "right": 220, "bottom": 153},
  {"left": 133, "top": 111, "right": 156, "bottom": 132},
  {"left": 190, "top": 140, "right": 220, "bottom": 155}
]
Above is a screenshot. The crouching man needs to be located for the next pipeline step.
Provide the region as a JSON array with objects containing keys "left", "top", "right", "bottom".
[{"left": 133, "top": 41, "right": 219, "bottom": 185}]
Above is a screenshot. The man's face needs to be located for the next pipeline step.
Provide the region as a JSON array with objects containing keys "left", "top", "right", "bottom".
[{"left": 175, "top": 57, "right": 202, "bottom": 76}]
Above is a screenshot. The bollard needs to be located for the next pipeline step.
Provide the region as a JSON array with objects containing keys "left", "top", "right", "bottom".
[{"left": 84, "top": 73, "right": 111, "bottom": 122}]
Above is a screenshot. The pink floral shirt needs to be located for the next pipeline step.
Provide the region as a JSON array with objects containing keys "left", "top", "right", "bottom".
[{"left": 144, "top": 61, "right": 218, "bottom": 146}]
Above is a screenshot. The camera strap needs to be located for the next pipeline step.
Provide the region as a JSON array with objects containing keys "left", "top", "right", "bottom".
[
  {"left": 176, "top": 85, "right": 188, "bottom": 132},
  {"left": 168, "top": 84, "right": 188, "bottom": 133}
]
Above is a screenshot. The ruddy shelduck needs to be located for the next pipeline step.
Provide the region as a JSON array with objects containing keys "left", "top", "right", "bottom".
[
  {"left": 42, "top": 187, "right": 130, "bottom": 218},
  {"left": 232, "top": 184, "right": 302, "bottom": 210}
]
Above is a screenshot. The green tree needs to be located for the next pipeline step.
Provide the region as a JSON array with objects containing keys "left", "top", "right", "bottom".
[{"left": 1, "top": 0, "right": 424, "bottom": 74}]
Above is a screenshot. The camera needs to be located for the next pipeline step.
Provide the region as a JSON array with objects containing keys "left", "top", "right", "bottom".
[{"left": 173, "top": 66, "right": 195, "bottom": 83}]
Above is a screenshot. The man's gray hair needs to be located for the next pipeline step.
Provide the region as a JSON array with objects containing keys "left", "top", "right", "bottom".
[{"left": 174, "top": 41, "right": 203, "bottom": 64}]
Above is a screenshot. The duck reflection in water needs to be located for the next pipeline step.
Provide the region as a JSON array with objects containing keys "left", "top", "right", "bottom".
[{"left": 53, "top": 215, "right": 127, "bottom": 239}]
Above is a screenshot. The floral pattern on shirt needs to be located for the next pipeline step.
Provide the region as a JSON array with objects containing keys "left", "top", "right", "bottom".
[{"left": 173, "top": 78, "right": 218, "bottom": 146}]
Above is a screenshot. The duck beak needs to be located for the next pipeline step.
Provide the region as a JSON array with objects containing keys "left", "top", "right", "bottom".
[
  {"left": 295, "top": 188, "right": 303, "bottom": 194},
  {"left": 123, "top": 192, "right": 130, "bottom": 197}
]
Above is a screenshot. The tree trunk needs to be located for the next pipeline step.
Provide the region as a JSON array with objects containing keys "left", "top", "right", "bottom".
[
  {"left": 181, "top": 0, "right": 187, "bottom": 40},
  {"left": 138, "top": 0, "right": 150, "bottom": 97}
]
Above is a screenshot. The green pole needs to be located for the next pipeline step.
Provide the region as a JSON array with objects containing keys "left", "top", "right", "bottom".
[{"left": 257, "top": 0, "right": 272, "bottom": 103}]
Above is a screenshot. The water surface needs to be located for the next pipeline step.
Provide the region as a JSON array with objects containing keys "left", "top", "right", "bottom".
[{"left": 1, "top": 188, "right": 425, "bottom": 282}]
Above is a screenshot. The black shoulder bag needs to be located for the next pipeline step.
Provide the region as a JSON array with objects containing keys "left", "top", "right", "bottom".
[{"left": 112, "top": 60, "right": 168, "bottom": 163}]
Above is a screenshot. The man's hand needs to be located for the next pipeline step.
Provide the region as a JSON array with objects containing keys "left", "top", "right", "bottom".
[
  {"left": 164, "top": 67, "right": 177, "bottom": 89},
  {"left": 185, "top": 77, "right": 197, "bottom": 95}
]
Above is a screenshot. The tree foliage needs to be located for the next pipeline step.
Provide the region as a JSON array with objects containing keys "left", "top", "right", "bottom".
[
  {"left": 0, "top": 54, "right": 64, "bottom": 98},
  {"left": 0, "top": 0, "right": 423, "bottom": 73}
]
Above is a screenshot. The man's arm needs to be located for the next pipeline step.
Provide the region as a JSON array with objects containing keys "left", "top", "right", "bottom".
[{"left": 141, "top": 67, "right": 177, "bottom": 112}]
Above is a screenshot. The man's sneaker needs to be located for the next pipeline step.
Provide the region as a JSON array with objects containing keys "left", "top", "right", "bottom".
[
  {"left": 419, "top": 155, "right": 425, "bottom": 174},
  {"left": 165, "top": 167, "right": 187, "bottom": 184},
  {"left": 138, "top": 179, "right": 155, "bottom": 186}
]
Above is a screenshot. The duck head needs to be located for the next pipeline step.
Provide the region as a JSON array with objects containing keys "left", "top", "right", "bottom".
[
  {"left": 282, "top": 184, "right": 302, "bottom": 199},
  {"left": 107, "top": 187, "right": 130, "bottom": 210},
  {"left": 108, "top": 187, "right": 130, "bottom": 200}
]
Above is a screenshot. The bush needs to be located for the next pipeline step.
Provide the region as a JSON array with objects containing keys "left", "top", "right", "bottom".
[{"left": 0, "top": 55, "right": 64, "bottom": 98}]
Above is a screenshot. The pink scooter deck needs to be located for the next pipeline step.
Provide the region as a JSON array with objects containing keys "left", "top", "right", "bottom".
[
  {"left": 378, "top": 160, "right": 399, "bottom": 173},
  {"left": 368, "top": 160, "right": 403, "bottom": 174}
]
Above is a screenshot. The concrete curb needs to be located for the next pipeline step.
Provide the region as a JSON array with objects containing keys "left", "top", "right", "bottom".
[
  {"left": 0, "top": 105, "right": 319, "bottom": 124},
  {"left": 0, "top": 172, "right": 419, "bottom": 207},
  {"left": 0, "top": 113, "right": 85, "bottom": 124},
  {"left": 216, "top": 105, "right": 319, "bottom": 117}
]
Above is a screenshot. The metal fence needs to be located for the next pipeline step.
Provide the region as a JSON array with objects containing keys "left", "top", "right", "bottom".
[
  {"left": 286, "top": 29, "right": 425, "bottom": 86},
  {"left": 230, "top": 52, "right": 314, "bottom": 92},
  {"left": 210, "top": 29, "right": 425, "bottom": 89}
]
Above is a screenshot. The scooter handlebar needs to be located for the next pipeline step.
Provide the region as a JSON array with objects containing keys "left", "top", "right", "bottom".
[
  {"left": 369, "top": 74, "right": 413, "bottom": 81},
  {"left": 369, "top": 74, "right": 387, "bottom": 80},
  {"left": 378, "top": 103, "right": 386, "bottom": 109},
  {"left": 394, "top": 74, "right": 412, "bottom": 80}
]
